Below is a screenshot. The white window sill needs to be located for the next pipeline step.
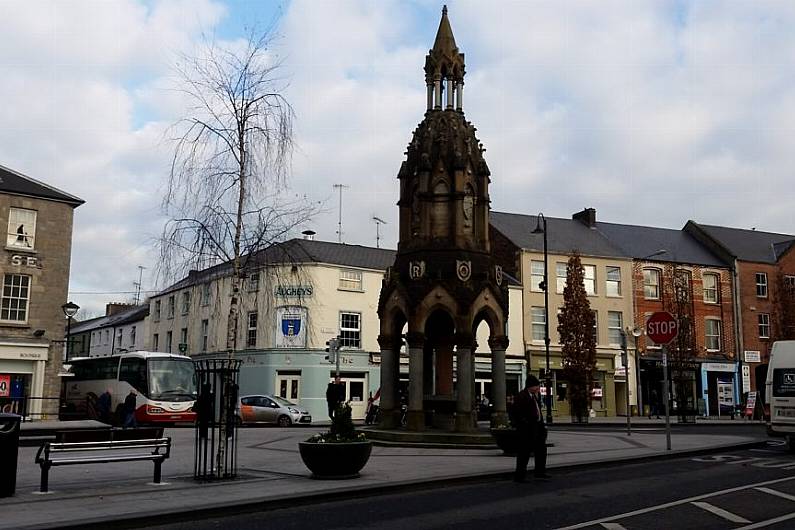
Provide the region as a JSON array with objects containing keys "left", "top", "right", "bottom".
[
  {"left": 338, "top": 287, "right": 364, "bottom": 293},
  {"left": 605, "top": 295, "right": 623, "bottom": 299}
]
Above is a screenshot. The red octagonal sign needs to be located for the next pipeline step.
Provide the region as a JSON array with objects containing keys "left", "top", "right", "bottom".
[{"left": 646, "top": 311, "right": 678, "bottom": 344}]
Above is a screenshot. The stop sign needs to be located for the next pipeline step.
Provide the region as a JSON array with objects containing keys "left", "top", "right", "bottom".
[{"left": 646, "top": 312, "right": 678, "bottom": 344}]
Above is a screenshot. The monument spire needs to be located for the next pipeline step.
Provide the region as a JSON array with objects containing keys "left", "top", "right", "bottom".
[{"left": 424, "top": 5, "right": 465, "bottom": 111}]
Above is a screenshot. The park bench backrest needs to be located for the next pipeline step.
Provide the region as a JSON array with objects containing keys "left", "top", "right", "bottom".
[{"left": 55, "top": 427, "right": 164, "bottom": 444}]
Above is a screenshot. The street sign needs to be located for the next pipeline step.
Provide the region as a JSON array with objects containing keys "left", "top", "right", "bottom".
[
  {"left": 646, "top": 312, "right": 678, "bottom": 344},
  {"left": 178, "top": 343, "right": 188, "bottom": 353}
]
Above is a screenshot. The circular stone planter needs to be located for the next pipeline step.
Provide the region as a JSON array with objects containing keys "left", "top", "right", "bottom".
[
  {"left": 298, "top": 441, "right": 373, "bottom": 479},
  {"left": 490, "top": 428, "right": 520, "bottom": 456}
]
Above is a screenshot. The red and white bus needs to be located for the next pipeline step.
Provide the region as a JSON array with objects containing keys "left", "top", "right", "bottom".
[{"left": 62, "top": 351, "right": 197, "bottom": 424}]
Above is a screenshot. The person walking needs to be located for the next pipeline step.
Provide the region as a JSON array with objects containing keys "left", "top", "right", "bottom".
[
  {"left": 123, "top": 389, "right": 138, "bottom": 429},
  {"left": 326, "top": 377, "right": 345, "bottom": 421},
  {"left": 514, "top": 375, "right": 550, "bottom": 482},
  {"left": 649, "top": 388, "right": 661, "bottom": 419},
  {"left": 97, "top": 388, "right": 112, "bottom": 425}
]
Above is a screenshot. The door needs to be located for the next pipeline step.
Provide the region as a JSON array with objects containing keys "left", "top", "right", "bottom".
[
  {"left": 276, "top": 374, "right": 301, "bottom": 403},
  {"left": 330, "top": 375, "right": 368, "bottom": 420}
]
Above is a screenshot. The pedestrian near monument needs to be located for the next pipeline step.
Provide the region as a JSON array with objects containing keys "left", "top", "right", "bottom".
[
  {"left": 514, "top": 375, "right": 550, "bottom": 482},
  {"left": 123, "top": 389, "right": 138, "bottom": 428},
  {"left": 326, "top": 377, "right": 345, "bottom": 420}
]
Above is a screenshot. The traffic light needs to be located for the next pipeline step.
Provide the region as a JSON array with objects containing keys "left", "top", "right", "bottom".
[{"left": 325, "top": 338, "right": 338, "bottom": 364}]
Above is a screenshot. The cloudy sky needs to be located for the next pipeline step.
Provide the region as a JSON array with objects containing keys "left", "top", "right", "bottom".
[{"left": 1, "top": 0, "right": 793, "bottom": 316}]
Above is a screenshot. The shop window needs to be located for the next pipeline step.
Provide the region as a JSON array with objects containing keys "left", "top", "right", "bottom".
[
  {"left": 6, "top": 207, "right": 36, "bottom": 249},
  {"left": 1, "top": 274, "right": 30, "bottom": 322}
]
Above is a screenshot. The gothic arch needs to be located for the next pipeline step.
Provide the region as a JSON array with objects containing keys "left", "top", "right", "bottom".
[{"left": 411, "top": 285, "right": 459, "bottom": 333}]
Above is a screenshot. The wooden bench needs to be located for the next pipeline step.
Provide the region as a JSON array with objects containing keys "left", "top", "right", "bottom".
[{"left": 34, "top": 428, "right": 170, "bottom": 493}]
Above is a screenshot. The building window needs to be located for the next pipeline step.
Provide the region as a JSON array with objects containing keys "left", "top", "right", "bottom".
[
  {"left": 154, "top": 300, "right": 161, "bottom": 321},
  {"left": 583, "top": 264, "right": 596, "bottom": 295},
  {"left": 0, "top": 274, "right": 30, "bottom": 322},
  {"left": 675, "top": 269, "right": 692, "bottom": 302},
  {"left": 339, "top": 312, "right": 361, "bottom": 349},
  {"left": 130, "top": 326, "right": 136, "bottom": 347},
  {"left": 105, "top": 330, "right": 110, "bottom": 345},
  {"left": 759, "top": 313, "right": 770, "bottom": 339},
  {"left": 247, "top": 273, "right": 260, "bottom": 292},
  {"left": 785, "top": 276, "right": 795, "bottom": 291},
  {"left": 339, "top": 270, "right": 363, "bottom": 291},
  {"left": 201, "top": 320, "right": 209, "bottom": 352},
  {"left": 592, "top": 310, "right": 599, "bottom": 343},
  {"left": 167, "top": 296, "right": 175, "bottom": 319},
  {"left": 6, "top": 208, "right": 37, "bottom": 250},
  {"left": 166, "top": 331, "right": 173, "bottom": 353},
  {"left": 556, "top": 262, "right": 567, "bottom": 293},
  {"left": 181, "top": 292, "right": 190, "bottom": 314},
  {"left": 703, "top": 273, "right": 719, "bottom": 303},
  {"left": 246, "top": 312, "right": 257, "bottom": 348},
  {"left": 180, "top": 327, "right": 188, "bottom": 350},
  {"left": 756, "top": 272, "right": 768, "bottom": 298},
  {"left": 530, "top": 260, "right": 545, "bottom": 292},
  {"left": 531, "top": 307, "right": 546, "bottom": 341},
  {"left": 643, "top": 268, "right": 661, "bottom": 300},
  {"left": 606, "top": 266, "right": 621, "bottom": 296},
  {"left": 608, "top": 311, "right": 623, "bottom": 346},
  {"left": 153, "top": 333, "right": 159, "bottom": 351},
  {"left": 201, "top": 283, "right": 211, "bottom": 305},
  {"left": 116, "top": 331, "right": 123, "bottom": 349},
  {"left": 705, "top": 319, "right": 722, "bottom": 351}
]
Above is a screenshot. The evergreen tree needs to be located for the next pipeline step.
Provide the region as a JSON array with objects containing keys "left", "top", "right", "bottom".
[{"left": 557, "top": 252, "right": 597, "bottom": 422}]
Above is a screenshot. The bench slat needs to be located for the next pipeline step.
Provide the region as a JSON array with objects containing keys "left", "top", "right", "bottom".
[{"left": 48, "top": 454, "right": 166, "bottom": 466}]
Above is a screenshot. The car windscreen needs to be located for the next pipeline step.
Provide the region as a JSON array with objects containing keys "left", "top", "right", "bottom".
[
  {"left": 271, "top": 396, "right": 296, "bottom": 407},
  {"left": 773, "top": 368, "right": 795, "bottom": 397},
  {"left": 148, "top": 359, "right": 197, "bottom": 401}
]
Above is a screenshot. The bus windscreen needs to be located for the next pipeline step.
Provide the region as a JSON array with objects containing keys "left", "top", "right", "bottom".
[{"left": 148, "top": 359, "right": 197, "bottom": 401}]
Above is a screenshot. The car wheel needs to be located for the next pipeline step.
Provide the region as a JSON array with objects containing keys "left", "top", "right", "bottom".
[{"left": 277, "top": 415, "right": 292, "bottom": 427}]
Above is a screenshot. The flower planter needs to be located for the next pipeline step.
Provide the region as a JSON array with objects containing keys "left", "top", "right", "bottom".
[
  {"left": 490, "top": 428, "right": 520, "bottom": 456},
  {"left": 298, "top": 441, "right": 372, "bottom": 479}
]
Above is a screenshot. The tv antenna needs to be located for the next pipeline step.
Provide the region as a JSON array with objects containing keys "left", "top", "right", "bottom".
[
  {"left": 333, "top": 184, "right": 349, "bottom": 243},
  {"left": 133, "top": 265, "right": 146, "bottom": 304},
  {"left": 372, "top": 216, "right": 387, "bottom": 248}
]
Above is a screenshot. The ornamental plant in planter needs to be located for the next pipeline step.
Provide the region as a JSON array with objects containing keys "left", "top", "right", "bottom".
[
  {"left": 299, "top": 403, "right": 372, "bottom": 479},
  {"left": 490, "top": 423, "right": 520, "bottom": 456}
]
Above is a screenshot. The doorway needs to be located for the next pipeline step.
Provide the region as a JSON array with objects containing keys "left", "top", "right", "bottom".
[
  {"left": 276, "top": 371, "right": 301, "bottom": 404},
  {"left": 330, "top": 372, "right": 368, "bottom": 420}
]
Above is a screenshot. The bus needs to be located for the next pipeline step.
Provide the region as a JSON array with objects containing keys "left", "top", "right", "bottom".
[{"left": 62, "top": 351, "right": 197, "bottom": 424}]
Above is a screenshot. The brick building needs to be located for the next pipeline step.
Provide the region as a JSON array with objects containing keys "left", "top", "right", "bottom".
[
  {"left": 686, "top": 222, "right": 795, "bottom": 397},
  {"left": 0, "top": 164, "right": 83, "bottom": 420}
]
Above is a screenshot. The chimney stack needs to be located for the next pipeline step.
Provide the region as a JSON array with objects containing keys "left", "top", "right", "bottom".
[
  {"left": 105, "top": 303, "right": 134, "bottom": 316},
  {"left": 302, "top": 230, "right": 316, "bottom": 241},
  {"left": 573, "top": 208, "right": 597, "bottom": 228}
]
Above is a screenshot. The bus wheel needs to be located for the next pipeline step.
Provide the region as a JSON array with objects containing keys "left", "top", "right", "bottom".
[
  {"left": 788, "top": 436, "right": 795, "bottom": 453},
  {"left": 277, "top": 415, "right": 292, "bottom": 427}
]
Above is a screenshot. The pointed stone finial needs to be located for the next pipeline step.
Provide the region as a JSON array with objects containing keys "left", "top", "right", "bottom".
[{"left": 442, "top": 5, "right": 447, "bottom": 15}]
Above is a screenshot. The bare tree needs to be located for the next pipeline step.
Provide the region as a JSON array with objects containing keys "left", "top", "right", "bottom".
[
  {"left": 159, "top": 29, "right": 317, "bottom": 476},
  {"left": 557, "top": 252, "right": 597, "bottom": 423},
  {"left": 661, "top": 265, "right": 697, "bottom": 421}
]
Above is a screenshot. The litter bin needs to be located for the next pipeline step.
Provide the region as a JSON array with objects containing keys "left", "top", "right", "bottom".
[{"left": 0, "top": 413, "right": 21, "bottom": 497}]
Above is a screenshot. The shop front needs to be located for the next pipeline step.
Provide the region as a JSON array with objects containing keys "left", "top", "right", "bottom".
[
  {"left": 0, "top": 342, "right": 49, "bottom": 419},
  {"left": 530, "top": 353, "right": 616, "bottom": 417},
  {"left": 701, "top": 361, "right": 739, "bottom": 417},
  {"left": 640, "top": 355, "right": 701, "bottom": 418}
]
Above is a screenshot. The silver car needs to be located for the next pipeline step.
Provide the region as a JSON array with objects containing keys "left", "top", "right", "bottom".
[{"left": 235, "top": 394, "right": 312, "bottom": 427}]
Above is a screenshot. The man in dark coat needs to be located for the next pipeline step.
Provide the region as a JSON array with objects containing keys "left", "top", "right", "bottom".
[
  {"left": 97, "top": 388, "right": 112, "bottom": 424},
  {"left": 514, "top": 375, "right": 550, "bottom": 482},
  {"left": 326, "top": 377, "right": 345, "bottom": 420},
  {"left": 123, "top": 390, "right": 138, "bottom": 429}
]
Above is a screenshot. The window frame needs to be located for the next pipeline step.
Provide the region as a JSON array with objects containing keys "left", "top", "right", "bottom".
[
  {"left": 756, "top": 272, "right": 768, "bottom": 298},
  {"left": 643, "top": 268, "right": 661, "bottom": 300},
  {"left": 607, "top": 311, "right": 623, "bottom": 347},
  {"left": 167, "top": 296, "right": 175, "bottom": 319},
  {"left": 180, "top": 327, "right": 188, "bottom": 348},
  {"left": 201, "top": 283, "right": 211, "bottom": 306},
  {"left": 583, "top": 264, "right": 596, "bottom": 296},
  {"left": 153, "top": 300, "right": 161, "bottom": 321},
  {"left": 130, "top": 326, "right": 136, "bottom": 347},
  {"left": 705, "top": 318, "right": 722, "bottom": 352},
  {"left": 246, "top": 311, "right": 258, "bottom": 348},
  {"left": 530, "top": 260, "right": 545, "bottom": 292},
  {"left": 759, "top": 313, "right": 771, "bottom": 339},
  {"left": 530, "top": 306, "right": 546, "bottom": 342},
  {"left": 248, "top": 273, "right": 260, "bottom": 292},
  {"left": 703, "top": 273, "right": 719, "bottom": 304},
  {"left": 338, "top": 269, "right": 363, "bottom": 292},
  {"left": 555, "top": 262, "right": 567, "bottom": 294},
  {"left": 339, "top": 311, "right": 362, "bottom": 349},
  {"left": 166, "top": 331, "right": 173, "bottom": 353},
  {"left": 201, "top": 319, "right": 209, "bottom": 352},
  {"left": 0, "top": 273, "right": 31, "bottom": 323},
  {"left": 605, "top": 266, "right": 622, "bottom": 297},
  {"left": 181, "top": 291, "right": 190, "bottom": 315},
  {"left": 6, "top": 207, "right": 37, "bottom": 250}
]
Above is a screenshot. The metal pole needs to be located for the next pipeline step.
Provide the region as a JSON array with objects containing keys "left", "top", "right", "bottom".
[
  {"left": 542, "top": 218, "right": 552, "bottom": 425},
  {"left": 626, "top": 355, "right": 632, "bottom": 436},
  {"left": 663, "top": 347, "right": 671, "bottom": 450},
  {"left": 66, "top": 316, "right": 72, "bottom": 363},
  {"left": 335, "top": 337, "right": 341, "bottom": 379}
]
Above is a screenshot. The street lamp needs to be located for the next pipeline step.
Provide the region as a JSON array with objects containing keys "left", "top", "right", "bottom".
[
  {"left": 532, "top": 213, "right": 553, "bottom": 424},
  {"left": 620, "top": 326, "right": 643, "bottom": 436},
  {"left": 61, "top": 301, "right": 79, "bottom": 363}
]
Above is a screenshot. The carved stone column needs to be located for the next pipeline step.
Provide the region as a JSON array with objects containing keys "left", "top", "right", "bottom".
[
  {"left": 489, "top": 335, "right": 509, "bottom": 426},
  {"left": 455, "top": 333, "right": 475, "bottom": 432},
  {"left": 377, "top": 333, "right": 400, "bottom": 429},
  {"left": 406, "top": 331, "right": 426, "bottom": 431}
]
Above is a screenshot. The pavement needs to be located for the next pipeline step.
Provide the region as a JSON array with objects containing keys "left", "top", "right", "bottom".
[{"left": 1, "top": 419, "right": 769, "bottom": 530}]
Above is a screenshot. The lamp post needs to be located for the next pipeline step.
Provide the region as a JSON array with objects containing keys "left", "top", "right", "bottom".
[
  {"left": 620, "top": 326, "right": 644, "bottom": 436},
  {"left": 61, "top": 301, "right": 79, "bottom": 363},
  {"left": 532, "top": 213, "right": 553, "bottom": 424}
]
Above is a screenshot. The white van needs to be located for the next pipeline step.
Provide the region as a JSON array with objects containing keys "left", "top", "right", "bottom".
[{"left": 765, "top": 341, "right": 795, "bottom": 450}]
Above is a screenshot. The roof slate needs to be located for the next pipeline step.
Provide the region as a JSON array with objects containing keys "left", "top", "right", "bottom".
[
  {"left": 0, "top": 164, "right": 84, "bottom": 206},
  {"left": 692, "top": 223, "right": 795, "bottom": 264}
]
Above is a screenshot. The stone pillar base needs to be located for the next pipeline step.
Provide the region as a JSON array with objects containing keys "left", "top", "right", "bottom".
[
  {"left": 455, "top": 411, "right": 476, "bottom": 432},
  {"left": 378, "top": 408, "right": 400, "bottom": 429},
  {"left": 407, "top": 410, "right": 426, "bottom": 431}
]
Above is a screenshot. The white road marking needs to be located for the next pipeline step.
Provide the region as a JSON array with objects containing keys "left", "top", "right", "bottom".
[
  {"left": 756, "top": 487, "right": 795, "bottom": 503},
  {"left": 555, "top": 475, "right": 795, "bottom": 530},
  {"left": 599, "top": 524, "right": 627, "bottom": 530},
  {"left": 737, "top": 511, "right": 795, "bottom": 530},
  {"left": 691, "top": 501, "right": 751, "bottom": 523}
]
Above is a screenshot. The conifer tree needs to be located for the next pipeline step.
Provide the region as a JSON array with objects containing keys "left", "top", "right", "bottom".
[{"left": 557, "top": 252, "right": 597, "bottom": 422}]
